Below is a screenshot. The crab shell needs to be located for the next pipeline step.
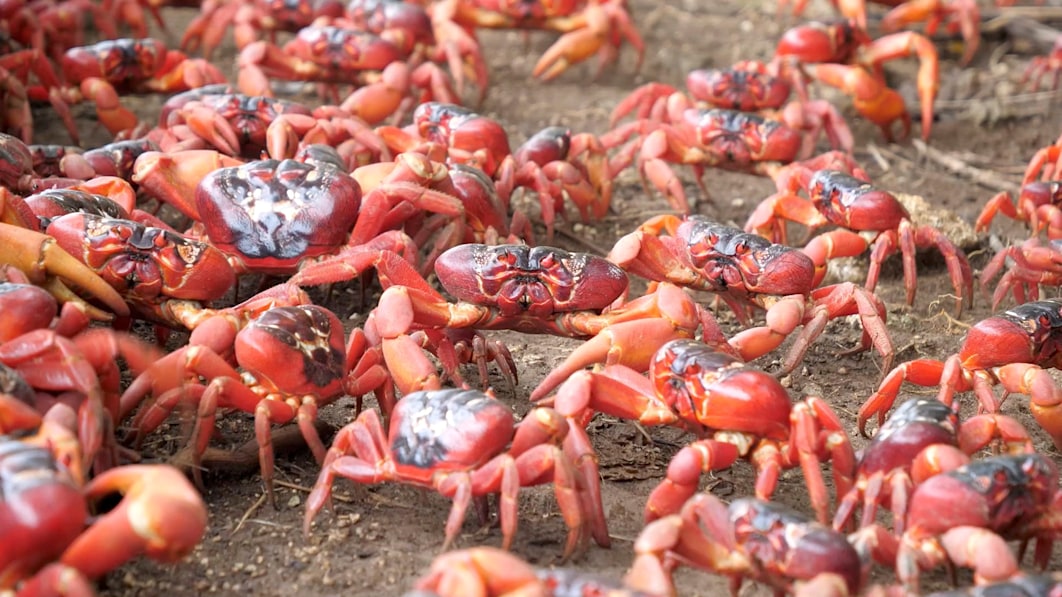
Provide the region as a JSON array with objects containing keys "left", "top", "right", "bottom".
[
  {"left": 959, "top": 299, "right": 1062, "bottom": 370},
  {"left": 686, "top": 109, "right": 803, "bottom": 167},
  {"left": 808, "top": 170, "right": 909, "bottom": 231},
  {"left": 234, "top": 305, "right": 346, "bottom": 397},
  {"left": 651, "top": 338, "right": 792, "bottom": 439},
  {"left": 434, "top": 244, "right": 629, "bottom": 317},
  {"left": 195, "top": 159, "right": 362, "bottom": 274},
  {"left": 387, "top": 388, "right": 515, "bottom": 484},
  {"left": 855, "top": 398, "right": 958, "bottom": 478}
]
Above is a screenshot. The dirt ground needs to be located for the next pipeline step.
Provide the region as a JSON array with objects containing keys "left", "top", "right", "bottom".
[{"left": 25, "top": 0, "right": 1062, "bottom": 595}]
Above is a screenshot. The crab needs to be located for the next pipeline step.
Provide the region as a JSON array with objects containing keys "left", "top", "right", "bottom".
[
  {"left": 1, "top": 424, "right": 207, "bottom": 596},
  {"left": 120, "top": 303, "right": 393, "bottom": 501},
  {"left": 40, "top": 38, "right": 227, "bottom": 139},
  {"left": 832, "top": 398, "right": 1035, "bottom": 536},
  {"left": 975, "top": 180, "right": 1062, "bottom": 240},
  {"left": 546, "top": 338, "right": 855, "bottom": 525},
  {"left": 378, "top": 102, "right": 611, "bottom": 242},
  {"left": 407, "top": 547, "right": 653, "bottom": 596},
  {"left": 428, "top": 0, "right": 644, "bottom": 82},
  {"left": 304, "top": 388, "right": 610, "bottom": 560},
  {"left": 625, "top": 494, "right": 864, "bottom": 597},
  {"left": 777, "top": 0, "right": 979, "bottom": 66},
  {"left": 601, "top": 107, "right": 811, "bottom": 213},
  {"left": 745, "top": 164, "right": 974, "bottom": 316},
  {"left": 773, "top": 18, "right": 939, "bottom": 141},
  {"left": 1022, "top": 36, "right": 1062, "bottom": 91},
  {"left": 181, "top": 0, "right": 344, "bottom": 59},
  {"left": 859, "top": 298, "right": 1062, "bottom": 452},
  {"left": 608, "top": 215, "right": 895, "bottom": 377},
  {"left": 367, "top": 243, "right": 728, "bottom": 402},
  {"left": 147, "top": 86, "right": 388, "bottom": 164},
  {"left": 0, "top": 49, "right": 78, "bottom": 144},
  {"left": 236, "top": 19, "right": 464, "bottom": 125},
  {"left": 851, "top": 453, "right": 1062, "bottom": 594},
  {"left": 133, "top": 150, "right": 465, "bottom": 288},
  {"left": 980, "top": 238, "right": 1062, "bottom": 310}
]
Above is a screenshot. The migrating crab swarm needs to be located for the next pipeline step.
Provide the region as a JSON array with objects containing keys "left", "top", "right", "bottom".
[
  {"left": 860, "top": 298, "right": 1062, "bottom": 451},
  {"left": 305, "top": 388, "right": 610, "bottom": 560},
  {"left": 608, "top": 214, "right": 895, "bottom": 376}
]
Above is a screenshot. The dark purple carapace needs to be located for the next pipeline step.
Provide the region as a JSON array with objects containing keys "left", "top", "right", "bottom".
[
  {"left": 235, "top": 305, "right": 346, "bottom": 395},
  {"left": 856, "top": 398, "right": 958, "bottom": 477},
  {"left": 435, "top": 244, "right": 628, "bottom": 318}
]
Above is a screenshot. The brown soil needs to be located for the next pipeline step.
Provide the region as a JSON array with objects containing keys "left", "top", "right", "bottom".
[{"left": 27, "top": 0, "right": 1062, "bottom": 595}]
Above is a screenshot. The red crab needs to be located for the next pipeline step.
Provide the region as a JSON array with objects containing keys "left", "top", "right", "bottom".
[
  {"left": 379, "top": 102, "right": 611, "bottom": 242},
  {"left": 181, "top": 0, "right": 343, "bottom": 59},
  {"left": 851, "top": 453, "right": 1062, "bottom": 594},
  {"left": 625, "top": 494, "right": 864, "bottom": 597},
  {"left": 1, "top": 431, "right": 208, "bottom": 596},
  {"left": 832, "top": 398, "right": 1034, "bottom": 536},
  {"left": 859, "top": 298, "right": 1062, "bottom": 451},
  {"left": 608, "top": 215, "right": 894, "bottom": 376},
  {"left": 547, "top": 338, "right": 855, "bottom": 525},
  {"left": 0, "top": 49, "right": 78, "bottom": 144},
  {"left": 1022, "top": 36, "right": 1062, "bottom": 91},
  {"left": 774, "top": 18, "right": 939, "bottom": 141},
  {"left": 601, "top": 107, "right": 809, "bottom": 213},
  {"left": 1020, "top": 133, "right": 1062, "bottom": 185},
  {"left": 304, "top": 388, "right": 610, "bottom": 560},
  {"left": 39, "top": 38, "right": 227, "bottom": 138},
  {"left": 976, "top": 180, "right": 1062, "bottom": 240},
  {"left": 777, "top": 0, "right": 979, "bottom": 66},
  {"left": 408, "top": 547, "right": 653, "bottom": 596},
  {"left": 121, "top": 303, "right": 393, "bottom": 501},
  {"left": 428, "top": 0, "right": 644, "bottom": 82},
  {"left": 367, "top": 243, "right": 726, "bottom": 401},
  {"left": 237, "top": 19, "right": 463, "bottom": 125},
  {"left": 746, "top": 165, "right": 974, "bottom": 316},
  {"left": 980, "top": 238, "right": 1062, "bottom": 310}
]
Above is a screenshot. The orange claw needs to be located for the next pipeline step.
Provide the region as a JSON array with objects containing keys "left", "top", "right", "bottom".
[
  {"left": 860, "top": 31, "right": 939, "bottom": 141},
  {"left": 59, "top": 464, "right": 207, "bottom": 581},
  {"left": 880, "top": 0, "right": 980, "bottom": 66},
  {"left": 1, "top": 221, "right": 129, "bottom": 319},
  {"left": 804, "top": 63, "right": 911, "bottom": 143}
]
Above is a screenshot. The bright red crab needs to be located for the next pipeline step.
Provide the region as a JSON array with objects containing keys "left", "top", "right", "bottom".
[
  {"left": 1, "top": 429, "right": 207, "bottom": 597},
  {"left": 428, "top": 0, "right": 644, "bottom": 82},
  {"left": 601, "top": 106, "right": 808, "bottom": 213},
  {"left": 37, "top": 38, "right": 227, "bottom": 139},
  {"left": 1022, "top": 36, "right": 1062, "bottom": 92},
  {"left": 851, "top": 453, "right": 1062, "bottom": 594},
  {"left": 980, "top": 238, "right": 1062, "bottom": 310},
  {"left": 304, "top": 388, "right": 610, "bottom": 561},
  {"left": 833, "top": 398, "right": 1034, "bottom": 536},
  {"left": 859, "top": 298, "right": 1062, "bottom": 451},
  {"left": 976, "top": 180, "right": 1062, "bottom": 240},
  {"left": 121, "top": 303, "right": 393, "bottom": 501},
  {"left": 746, "top": 164, "right": 974, "bottom": 316},
  {"left": 773, "top": 18, "right": 939, "bottom": 141},
  {"left": 547, "top": 338, "right": 855, "bottom": 525},
  {"left": 409, "top": 547, "right": 652, "bottom": 597},
  {"left": 237, "top": 18, "right": 464, "bottom": 125},
  {"left": 608, "top": 214, "right": 895, "bottom": 376},
  {"left": 368, "top": 242, "right": 726, "bottom": 401},
  {"left": 777, "top": 0, "right": 979, "bottom": 66},
  {"left": 626, "top": 494, "right": 864, "bottom": 597},
  {"left": 379, "top": 102, "right": 611, "bottom": 242}
]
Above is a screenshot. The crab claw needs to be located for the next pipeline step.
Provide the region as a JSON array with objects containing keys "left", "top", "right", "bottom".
[
  {"left": 1, "top": 222, "right": 128, "bottom": 319},
  {"left": 59, "top": 464, "right": 207, "bottom": 580},
  {"left": 132, "top": 150, "right": 245, "bottom": 221}
]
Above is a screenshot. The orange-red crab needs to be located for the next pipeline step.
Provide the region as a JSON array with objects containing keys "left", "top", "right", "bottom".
[
  {"left": 428, "top": 0, "right": 644, "bottom": 82},
  {"left": 976, "top": 180, "right": 1062, "bottom": 240},
  {"left": 39, "top": 38, "right": 227, "bottom": 139},
  {"left": 609, "top": 215, "right": 895, "bottom": 376},
  {"left": 851, "top": 453, "right": 1062, "bottom": 594},
  {"left": 0, "top": 49, "right": 78, "bottom": 144},
  {"left": 368, "top": 243, "right": 728, "bottom": 402},
  {"left": 546, "top": 338, "right": 855, "bottom": 525},
  {"left": 408, "top": 547, "right": 652, "bottom": 597},
  {"left": 746, "top": 163, "right": 974, "bottom": 316},
  {"left": 980, "top": 238, "right": 1062, "bottom": 310},
  {"left": 774, "top": 18, "right": 939, "bottom": 141},
  {"left": 305, "top": 388, "right": 610, "bottom": 560},
  {"left": 832, "top": 398, "right": 1034, "bottom": 536},
  {"left": 121, "top": 303, "right": 393, "bottom": 501},
  {"left": 626, "top": 494, "right": 864, "bottom": 597},
  {"left": 602, "top": 107, "right": 808, "bottom": 213},
  {"left": 859, "top": 298, "right": 1062, "bottom": 451},
  {"left": 1022, "top": 36, "right": 1062, "bottom": 91},
  {"left": 236, "top": 18, "right": 463, "bottom": 124},
  {"left": 378, "top": 102, "right": 611, "bottom": 242},
  {"left": 777, "top": 0, "right": 979, "bottom": 66}
]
